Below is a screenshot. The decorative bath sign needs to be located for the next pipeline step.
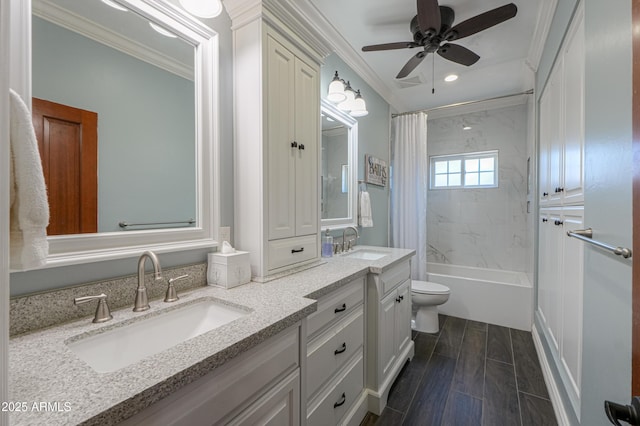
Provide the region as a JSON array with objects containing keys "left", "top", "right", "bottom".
[{"left": 364, "top": 154, "right": 388, "bottom": 187}]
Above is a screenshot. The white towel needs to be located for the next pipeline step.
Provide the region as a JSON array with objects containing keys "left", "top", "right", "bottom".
[
  {"left": 358, "top": 190, "right": 373, "bottom": 228},
  {"left": 9, "top": 89, "right": 49, "bottom": 270}
]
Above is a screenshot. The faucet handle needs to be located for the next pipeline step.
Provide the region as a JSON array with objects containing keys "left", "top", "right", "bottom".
[
  {"left": 74, "top": 293, "right": 113, "bottom": 323},
  {"left": 165, "top": 274, "right": 189, "bottom": 303}
]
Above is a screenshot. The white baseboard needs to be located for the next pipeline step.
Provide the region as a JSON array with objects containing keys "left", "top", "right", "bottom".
[{"left": 532, "top": 323, "right": 572, "bottom": 425}]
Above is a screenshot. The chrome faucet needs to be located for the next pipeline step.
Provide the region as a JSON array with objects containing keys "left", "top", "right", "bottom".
[
  {"left": 342, "top": 226, "right": 359, "bottom": 252},
  {"left": 134, "top": 251, "right": 163, "bottom": 312}
]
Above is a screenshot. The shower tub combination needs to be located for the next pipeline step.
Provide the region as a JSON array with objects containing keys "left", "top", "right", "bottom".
[{"left": 426, "top": 262, "right": 532, "bottom": 331}]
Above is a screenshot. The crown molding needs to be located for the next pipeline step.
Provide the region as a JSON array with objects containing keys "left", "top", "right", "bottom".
[
  {"left": 32, "top": 0, "right": 194, "bottom": 80},
  {"left": 526, "top": 0, "right": 558, "bottom": 72}
]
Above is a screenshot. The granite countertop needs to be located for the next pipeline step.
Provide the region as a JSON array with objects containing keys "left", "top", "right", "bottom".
[{"left": 8, "top": 246, "right": 414, "bottom": 425}]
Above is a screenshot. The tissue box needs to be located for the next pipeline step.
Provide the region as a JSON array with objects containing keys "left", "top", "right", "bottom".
[{"left": 207, "top": 251, "right": 251, "bottom": 289}]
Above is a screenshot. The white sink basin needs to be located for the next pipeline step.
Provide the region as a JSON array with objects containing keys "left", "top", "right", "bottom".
[
  {"left": 66, "top": 299, "right": 249, "bottom": 373},
  {"left": 344, "top": 250, "right": 389, "bottom": 260}
]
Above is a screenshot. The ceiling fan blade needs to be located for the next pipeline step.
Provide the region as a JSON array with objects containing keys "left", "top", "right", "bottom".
[
  {"left": 396, "top": 51, "right": 428, "bottom": 79},
  {"left": 362, "top": 42, "right": 419, "bottom": 52},
  {"left": 446, "top": 3, "right": 517, "bottom": 41},
  {"left": 437, "top": 43, "right": 480, "bottom": 66},
  {"left": 417, "top": 0, "right": 441, "bottom": 38}
]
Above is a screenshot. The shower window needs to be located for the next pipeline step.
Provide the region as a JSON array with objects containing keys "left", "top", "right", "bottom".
[{"left": 430, "top": 150, "right": 498, "bottom": 189}]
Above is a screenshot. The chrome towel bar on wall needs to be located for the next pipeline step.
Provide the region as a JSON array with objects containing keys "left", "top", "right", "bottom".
[
  {"left": 119, "top": 219, "right": 195, "bottom": 229},
  {"left": 566, "top": 228, "right": 632, "bottom": 259}
]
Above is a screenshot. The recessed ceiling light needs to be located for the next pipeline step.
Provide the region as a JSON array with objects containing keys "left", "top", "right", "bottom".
[
  {"left": 149, "top": 22, "right": 177, "bottom": 38},
  {"left": 179, "top": 0, "right": 223, "bottom": 18},
  {"left": 444, "top": 74, "right": 458, "bottom": 82},
  {"left": 101, "top": 0, "right": 128, "bottom": 11},
  {"left": 463, "top": 125, "right": 472, "bottom": 130}
]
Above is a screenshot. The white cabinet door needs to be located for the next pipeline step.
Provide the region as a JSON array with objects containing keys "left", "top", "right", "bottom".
[
  {"left": 293, "top": 57, "right": 318, "bottom": 237},
  {"left": 379, "top": 291, "right": 397, "bottom": 380},
  {"left": 537, "top": 209, "right": 563, "bottom": 351},
  {"left": 539, "top": 90, "right": 551, "bottom": 205},
  {"left": 548, "top": 65, "right": 564, "bottom": 206},
  {"left": 560, "top": 207, "right": 584, "bottom": 403},
  {"left": 395, "top": 280, "right": 412, "bottom": 356},
  {"left": 228, "top": 370, "right": 300, "bottom": 426},
  {"left": 562, "top": 11, "right": 584, "bottom": 205},
  {"left": 267, "top": 36, "right": 296, "bottom": 241}
]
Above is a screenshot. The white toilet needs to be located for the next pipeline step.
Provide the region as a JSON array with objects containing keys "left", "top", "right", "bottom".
[{"left": 411, "top": 280, "right": 451, "bottom": 333}]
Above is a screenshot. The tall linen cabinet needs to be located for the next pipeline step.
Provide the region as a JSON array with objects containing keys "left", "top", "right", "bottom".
[
  {"left": 227, "top": 1, "right": 330, "bottom": 280},
  {"left": 536, "top": 2, "right": 584, "bottom": 419}
]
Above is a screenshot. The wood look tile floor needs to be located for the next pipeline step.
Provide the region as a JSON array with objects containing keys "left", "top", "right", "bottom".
[{"left": 361, "top": 315, "right": 557, "bottom": 426}]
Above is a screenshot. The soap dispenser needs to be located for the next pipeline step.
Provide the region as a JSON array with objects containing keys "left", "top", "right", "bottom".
[{"left": 322, "top": 229, "right": 333, "bottom": 258}]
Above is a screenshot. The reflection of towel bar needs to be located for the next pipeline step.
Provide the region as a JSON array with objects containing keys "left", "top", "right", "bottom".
[
  {"left": 119, "top": 219, "right": 195, "bottom": 229},
  {"left": 566, "top": 228, "right": 632, "bottom": 259}
]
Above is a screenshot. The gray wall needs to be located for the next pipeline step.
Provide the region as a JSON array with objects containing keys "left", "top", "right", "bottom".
[
  {"left": 10, "top": 7, "right": 234, "bottom": 296},
  {"left": 320, "top": 54, "right": 391, "bottom": 246},
  {"left": 32, "top": 16, "right": 196, "bottom": 233},
  {"left": 534, "top": 0, "right": 633, "bottom": 423},
  {"left": 426, "top": 104, "right": 529, "bottom": 272}
]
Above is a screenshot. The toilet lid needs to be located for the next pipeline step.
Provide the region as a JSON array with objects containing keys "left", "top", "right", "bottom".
[{"left": 412, "top": 280, "right": 450, "bottom": 295}]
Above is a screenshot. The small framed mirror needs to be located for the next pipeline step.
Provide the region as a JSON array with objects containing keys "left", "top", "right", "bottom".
[{"left": 321, "top": 99, "right": 358, "bottom": 230}]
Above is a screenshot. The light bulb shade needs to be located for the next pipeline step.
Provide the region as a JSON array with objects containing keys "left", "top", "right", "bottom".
[
  {"left": 338, "top": 82, "right": 356, "bottom": 111},
  {"left": 327, "top": 79, "right": 346, "bottom": 103},
  {"left": 349, "top": 91, "right": 368, "bottom": 117},
  {"left": 179, "top": 0, "right": 223, "bottom": 18}
]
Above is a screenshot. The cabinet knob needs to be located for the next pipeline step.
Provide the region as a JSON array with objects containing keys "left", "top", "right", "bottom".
[
  {"left": 554, "top": 220, "right": 564, "bottom": 226},
  {"left": 334, "top": 342, "right": 347, "bottom": 355},
  {"left": 543, "top": 192, "right": 549, "bottom": 197},
  {"left": 333, "top": 392, "right": 346, "bottom": 408},
  {"left": 542, "top": 218, "right": 548, "bottom": 223},
  {"left": 555, "top": 187, "right": 565, "bottom": 193},
  {"left": 396, "top": 297, "right": 401, "bottom": 303},
  {"left": 298, "top": 144, "right": 305, "bottom": 150},
  {"left": 290, "top": 141, "right": 298, "bottom": 148}
]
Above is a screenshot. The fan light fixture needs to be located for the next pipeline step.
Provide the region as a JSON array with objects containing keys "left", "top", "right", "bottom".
[
  {"left": 444, "top": 74, "right": 458, "bottom": 82},
  {"left": 179, "top": 0, "right": 223, "bottom": 18},
  {"left": 327, "top": 71, "right": 368, "bottom": 118}
]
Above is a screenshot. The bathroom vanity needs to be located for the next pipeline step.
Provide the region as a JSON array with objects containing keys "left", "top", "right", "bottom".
[{"left": 8, "top": 246, "right": 414, "bottom": 425}]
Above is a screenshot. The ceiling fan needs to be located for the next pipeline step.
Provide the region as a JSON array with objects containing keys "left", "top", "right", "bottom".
[{"left": 362, "top": 0, "right": 518, "bottom": 79}]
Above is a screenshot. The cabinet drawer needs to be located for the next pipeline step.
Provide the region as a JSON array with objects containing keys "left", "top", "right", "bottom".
[
  {"left": 268, "top": 234, "right": 318, "bottom": 271},
  {"left": 307, "top": 354, "right": 364, "bottom": 426},
  {"left": 307, "top": 308, "right": 364, "bottom": 398},
  {"left": 307, "top": 277, "right": 365, "bottom": 337},
  {"left": 381, "top": 261, "right": 411, "bottom": 295}
]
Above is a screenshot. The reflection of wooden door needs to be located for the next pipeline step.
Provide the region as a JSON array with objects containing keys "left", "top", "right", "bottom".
[{"left": 32, "top": 98, "right": 97, "bottom": 235}]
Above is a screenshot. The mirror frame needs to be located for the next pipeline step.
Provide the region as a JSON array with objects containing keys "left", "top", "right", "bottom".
[
  {"left": 13, "top": 0, "right": 220, "bottom": 269},
  {"left": 320, "top": 98, "right": 358, "bottom": 230}
]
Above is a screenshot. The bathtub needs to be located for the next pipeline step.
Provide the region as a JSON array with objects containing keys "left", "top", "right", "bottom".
[{"left": 426, "top": 262, "right": 533, "bottom": 331}]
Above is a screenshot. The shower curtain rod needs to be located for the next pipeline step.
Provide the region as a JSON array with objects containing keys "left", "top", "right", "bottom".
[{"left": 391, "top": 89, "right": 534, "bottom": 118}]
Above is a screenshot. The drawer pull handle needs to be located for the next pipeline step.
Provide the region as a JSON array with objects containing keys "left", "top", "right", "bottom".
[
  {"left": 334, "top": 392, "right": 346, "bottom": 408},
  {"left": 334, "top": 303, "right": 346, "bottom": 313},
  {"left": 334, "top": 342, "right": 347, "bottom": 355},
  {"left": 291, "top": 247, "right": 304, "bottom": 253}
]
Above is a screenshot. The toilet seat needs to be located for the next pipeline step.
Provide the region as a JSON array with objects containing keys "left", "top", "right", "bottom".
[{"left": 411, "top": 280, "right": 450, "bottom": 295}]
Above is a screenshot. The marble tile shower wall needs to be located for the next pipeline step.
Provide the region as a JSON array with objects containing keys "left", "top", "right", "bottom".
[{"left": 427, "top": 104, "right": 530, "bottom": 272}]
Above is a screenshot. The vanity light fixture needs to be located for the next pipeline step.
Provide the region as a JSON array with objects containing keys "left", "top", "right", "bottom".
[
  {"left": 149, "top": 22, "right": 177, "bottom": 38},
  {"left": 101, "top": 0, "right": 128, "bottom": 12},
  {"left": 444, "top": 74, "right": 458, "bottom": 82},
  {"left": 350, "top": 90, "right": 368, "bottom": 117},
  {"left": 327, "top": 71, "right": 347, "bottom": 103},
  {"left": 327, "top": 72, "right": 368, "bottom": 118},
  {"left": 179, "top": 0, "right": 223, "bottom": 18}
]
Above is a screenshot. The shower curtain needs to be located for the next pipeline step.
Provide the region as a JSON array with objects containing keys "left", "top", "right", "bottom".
[{"left": 390, "top": 112, "right": 428, "bottom": 281}]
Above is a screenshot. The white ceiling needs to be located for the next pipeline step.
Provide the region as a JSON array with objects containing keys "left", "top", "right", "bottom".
[{"left": 309, "top": 0, "right": 546, "bottom": 113}]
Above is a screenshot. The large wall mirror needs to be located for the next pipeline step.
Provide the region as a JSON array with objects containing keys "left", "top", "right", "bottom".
[
  {"left": 19, "top": 0, "right": 219, "bottom": 268},
  {"left": 321, "top": 99, "right": 357, "bottom": 230}
]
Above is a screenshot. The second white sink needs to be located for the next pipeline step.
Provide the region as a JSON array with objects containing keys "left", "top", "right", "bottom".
[
  {"left": 344, "top": 250, "right": 389, "bottom": 260},
  {"left": 66, "top": 298, "right": 249, "bottom": 373}
]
